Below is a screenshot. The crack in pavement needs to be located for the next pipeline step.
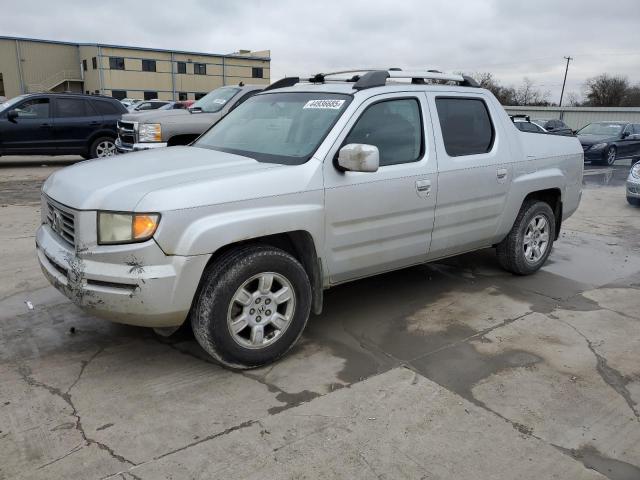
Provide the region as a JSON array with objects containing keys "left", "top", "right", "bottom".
[
  {"left": 16, "top": 347, "right": 137, "bottom": 471},
  {"left": 558, "top": 319, "right": 640, "bottom": 422}
]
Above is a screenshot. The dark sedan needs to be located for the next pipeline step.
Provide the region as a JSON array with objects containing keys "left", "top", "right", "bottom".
[{"left": 578, "top": 122, "right": 640, "bottom": 166}]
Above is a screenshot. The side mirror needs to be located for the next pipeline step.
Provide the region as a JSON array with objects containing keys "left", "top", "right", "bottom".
[
  {"left": 7, "top": 110, "right": 18, "bottom": 123},
  {"left": 337, "top": 144, "right": 379, "bottom": 172},
  {"left": 622, "top": 131, "right": 630, "bottom": 139}
]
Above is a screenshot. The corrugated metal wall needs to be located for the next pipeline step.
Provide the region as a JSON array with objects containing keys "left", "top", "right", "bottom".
[{"left": 503, "top": 106, "right": 640, "bottom": 130}]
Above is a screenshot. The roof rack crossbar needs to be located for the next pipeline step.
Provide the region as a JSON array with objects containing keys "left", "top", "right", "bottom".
[{"left": 263, "top": 70, "right": 480, "bottom": 91}]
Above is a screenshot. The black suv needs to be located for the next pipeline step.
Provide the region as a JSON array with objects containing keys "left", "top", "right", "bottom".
[{"left": 0, "top": 93, "right": 127, "bottom": 159}]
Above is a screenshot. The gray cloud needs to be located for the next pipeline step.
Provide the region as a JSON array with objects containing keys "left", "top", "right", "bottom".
[{"left": 2, "top": 0, "right": 639, "bottom": 101}]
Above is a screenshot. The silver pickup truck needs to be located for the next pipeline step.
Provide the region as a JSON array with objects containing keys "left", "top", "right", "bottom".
[
  {"left": 115, "top": 84, "right": 263, "bottom": 153},
  {"left": 37, "top": 69, "right": 583, "bottom": 368}
]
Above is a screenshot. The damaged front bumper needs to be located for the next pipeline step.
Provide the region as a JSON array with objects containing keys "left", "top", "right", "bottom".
[{"left": 36, "top": 223, "right": 210, "bottom": 327}]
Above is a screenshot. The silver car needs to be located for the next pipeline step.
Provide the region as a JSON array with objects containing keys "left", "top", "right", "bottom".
[
  {"left": 37, "top": 69, "right": 583, "bottom": 368},
  {"left": 627, "top": 162, "right": 640, "bottom": 206}
]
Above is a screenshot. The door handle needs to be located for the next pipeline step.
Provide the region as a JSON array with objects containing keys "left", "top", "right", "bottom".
[
  {"left": 39, "top": 123, "right": 52, "bottom": 129},
  {"left": 497, "top": 168, "right": 508, "bottom": 180},
  {"left": 416, "top": 179, "right": 431, "bottom": 196}
]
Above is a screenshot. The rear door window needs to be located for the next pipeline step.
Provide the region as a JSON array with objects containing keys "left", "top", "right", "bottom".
[
  {"left": 344, "top": 98, "right": 423, "bottom": 167},
  {"left": 55, "top": 98, "right": 88, "bottom": 117},
  {"left": 435, "top": 97, "right": 494, "bottom": 156},
  {"left": 92, "top": 100, "right": 123, "bottom": 115}
]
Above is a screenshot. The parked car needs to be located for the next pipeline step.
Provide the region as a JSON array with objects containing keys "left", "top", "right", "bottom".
[
  {"left": 532, "top": 119, "right": 573, "bottom": 136},
  {"left": 37, "top": 69, "right": 583, "bottom": 368},
  {"left": 116, "top": 84, "right": 262, "bottom": 152},
  {"left": 120, "top": 98, "right": 142, "bottom": 108},
  {"left": 627, "top": 162, "right": 640, "bottom": 206},
  {"left": 510, "top": 115, "right": 547, "bottom": 133},
  {"left": 127, "top": 100, "right": 172, "bottom": 113},
  {"left": 577, "top": 121, "right": 640, "bottom": 166},
  {"left": 0, "top": 92, "right": 127, "bottom": 158}
]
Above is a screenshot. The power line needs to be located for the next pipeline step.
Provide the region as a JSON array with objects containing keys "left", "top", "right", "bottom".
[{"left": 559, "top": 56, "right": 573, "bottom": 107}]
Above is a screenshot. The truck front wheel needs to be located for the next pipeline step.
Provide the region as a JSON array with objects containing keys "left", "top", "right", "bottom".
[
  {"left": 192, "top": 246, "right": 311, "bottom": 369},
  {"left": 496, "top": 200, "right": 555, "bottom": 275}
]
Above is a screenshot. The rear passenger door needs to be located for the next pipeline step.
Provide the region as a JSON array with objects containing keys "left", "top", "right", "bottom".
[
  {"left": 427, "top": 93, "right": 512, "bottom": 260},
  {"left": 52, "top": 97, "right": 99, "bottom": 153},
  {"left": 323, "top": 93, "right": 437, "bottom": 284}
]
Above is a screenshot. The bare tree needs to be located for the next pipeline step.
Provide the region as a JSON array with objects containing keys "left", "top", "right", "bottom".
[
  {"left": 621, "top": 84, "right": 640, "bottom": 107},
  {"left": 564, "top": 92, "right": 582, "bottom": 107},
  {"left": 469, "top": 72, "right": 515, "bottom": 105},
  {"left": 513, "top": 78, "right": 551, "bottom": 106},
  {"left": 584, "top": 74, "right": 629, "bottom": 107}
]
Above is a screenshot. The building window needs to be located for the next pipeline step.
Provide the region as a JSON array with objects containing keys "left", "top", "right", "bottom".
[
  {"left": 92, "top": 57, "right": 97, "bottom": 69},
  {"left": 252, "top": 67, "right": 264, "bottom": 79},
  {"left": 111, "top": 90, "right": 127, "bottom": 100},
  {"left": 194, "top": 63, "right": 206, "bottom": 75},
  {"left": 178, "top": 92, "right": 188, "bottom": 101},
  {"left": 144, "top": 91, "right": 158, "bottom": 100},
  {"left": 194, "top": 92, "right": 207, "bottom": 100},
  {"left": 142, "top": 59, "right": 156, "bottom": 72},
  {"left": 85, "top": 90, "right": 90, "bottom": 95},
  {"left": 82, "top": 59, "right": 87, "bottom": 71},
  {"left": 109, "top": 57, "right": 125, "bottom": 70},
  {"left": 177, "top": 62, "right": 186, "bottom": 74},
  {"left": 94, "top": 90, "right": 100, "bottom": 94}
]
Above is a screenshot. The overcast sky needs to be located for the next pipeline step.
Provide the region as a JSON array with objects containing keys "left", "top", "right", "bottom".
[{"left": 2, "top": 0, "right": 639, "bottom": 102}]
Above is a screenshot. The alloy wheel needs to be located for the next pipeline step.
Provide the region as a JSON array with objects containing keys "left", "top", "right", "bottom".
[
  {"left": 523, "top": 214, "right": 550, "bottom": 263},
  {"left": 227, "top": 272, "right": 296, "bottom": 349},
  {"left": 96, "top": 140, "right": 116, "bottom": 157}
]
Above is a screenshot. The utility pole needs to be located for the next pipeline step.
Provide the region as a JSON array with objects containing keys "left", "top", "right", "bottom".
[{"left": 559, "top": 56, "right": 573, "bottom": 107}]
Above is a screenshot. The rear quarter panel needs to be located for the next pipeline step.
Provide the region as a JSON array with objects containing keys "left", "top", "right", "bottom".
[{"left": 494, "top": 117, "right": 583, "bottom": 242}]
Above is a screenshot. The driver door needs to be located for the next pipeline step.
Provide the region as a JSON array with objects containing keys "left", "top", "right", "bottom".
[
  {"left": 323, "top": 93, "right": 437, "bottom": 284},
  {"left": 1, "top": 97, "right": 54, "bottom": 154}
]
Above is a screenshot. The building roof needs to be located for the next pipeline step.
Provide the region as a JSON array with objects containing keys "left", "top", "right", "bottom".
[{"left": 0, "top": 35, "right": 270, "bottom": 61}]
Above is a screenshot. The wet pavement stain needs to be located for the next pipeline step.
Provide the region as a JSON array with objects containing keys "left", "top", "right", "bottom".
[
  {"left": 557, "top": 445, "right": 640, "bottom": 480},
  {"left": 409, "top": 342, "right": 543, "bottom": 404}
]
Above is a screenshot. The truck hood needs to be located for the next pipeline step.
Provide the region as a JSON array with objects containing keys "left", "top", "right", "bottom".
[
  {"left": 121, "top": 109, "right": 189, "bottom": 123},
  {"left": 42, "top": 146, "right": 288, "bottom": 211},
  {"left": 121, "top": 110, "right": 223, "bottom": 125}
]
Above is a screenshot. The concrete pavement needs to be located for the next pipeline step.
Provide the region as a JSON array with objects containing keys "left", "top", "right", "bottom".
[{"left": 0, "top": 157, "right": 638, "bottom": 479}]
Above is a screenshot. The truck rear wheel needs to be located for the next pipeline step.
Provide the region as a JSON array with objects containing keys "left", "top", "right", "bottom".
[
  {"left": 496, "top": 200, "right": 555, "bottom": 275},
  {"left": 192, "top": 246, "right": 311, "bottom": 369}
]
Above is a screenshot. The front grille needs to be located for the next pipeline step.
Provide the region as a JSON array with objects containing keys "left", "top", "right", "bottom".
[
  {"left": 45, "top": 200, "right": 76, "bottom": 246},
  {"left": 117, "top": 121, "right": 137, "bottom": 145}
]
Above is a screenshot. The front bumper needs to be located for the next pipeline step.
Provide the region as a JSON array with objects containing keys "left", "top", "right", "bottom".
[
  {"left": 115, "top": 137, "right": 167, "bottom": 154},
  {"left": 627, "top": 177, "right": 640, "bottom": 199},
  {"left": 36, "top": 224, "right": 210, "bottom": 327},
  {"left": 582, "top": 147, "right": 606, "bottom": 162}
]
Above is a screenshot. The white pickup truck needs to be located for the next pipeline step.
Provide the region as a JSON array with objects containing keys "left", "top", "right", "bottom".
[{"left": 37, "top": 69, "right": 583, "bottom": 368}]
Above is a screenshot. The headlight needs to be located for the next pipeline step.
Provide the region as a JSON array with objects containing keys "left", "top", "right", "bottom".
[
  {"left": 98, "top": 212, "right": 160, "bottom": 245},
  {"left": 590, "top": 142, "right": 607, "bottom": 150},
  {"left": 632, "top": 163, "right": 640, "bottom": 180},
  {"left": 138, "top": 123, "right": 162, "bottom": 143}
]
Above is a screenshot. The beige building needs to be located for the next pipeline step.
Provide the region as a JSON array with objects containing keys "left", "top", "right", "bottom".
[{"left": 0, "top": 36, "right": 270, "bottom": 101}]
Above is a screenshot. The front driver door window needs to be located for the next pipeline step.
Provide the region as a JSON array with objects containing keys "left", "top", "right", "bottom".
[{"left": 4, "top": 98, "right": 53, "bottom": 152}]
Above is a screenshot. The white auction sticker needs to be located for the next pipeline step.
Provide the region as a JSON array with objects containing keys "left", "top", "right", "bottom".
[
  {"left": 213, "top": 99, "right": 227, "bottom": 104},
  {"left": 303, "top": 99, "right": 345, "bottom": 109}
]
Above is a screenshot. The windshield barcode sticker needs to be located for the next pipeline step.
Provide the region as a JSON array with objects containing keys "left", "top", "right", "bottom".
[{"left": 303, "top": 99, "right": 345, "bottom": 109}]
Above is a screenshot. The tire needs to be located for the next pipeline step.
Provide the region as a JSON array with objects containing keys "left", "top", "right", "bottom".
[
  {"left": 496, "top": 200, "right": 555, "bottom": 275},
  {"left": 191, "top": 245, "right": 311, "bottom": 369},
  {"left": 89, "top": 136, "right": 116, "bottom": 159},
  {"left": 628, "top": 197, "right": 640, "bottom": 206},
  {"left": 597, "top": 145, "right": 616, "bottom": 166}
]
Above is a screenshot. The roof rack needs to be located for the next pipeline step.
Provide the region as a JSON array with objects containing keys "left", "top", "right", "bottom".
[{"left": 263, "top": 69, "right": 480, "bottom": 92}]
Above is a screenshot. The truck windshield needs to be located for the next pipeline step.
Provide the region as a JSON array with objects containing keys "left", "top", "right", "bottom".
[
  {"left": 192, "top": 87, "right": 241, "bottom": 113},
  {"left": 194, "top": 92, "right": 352, "bottom": 164}
]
